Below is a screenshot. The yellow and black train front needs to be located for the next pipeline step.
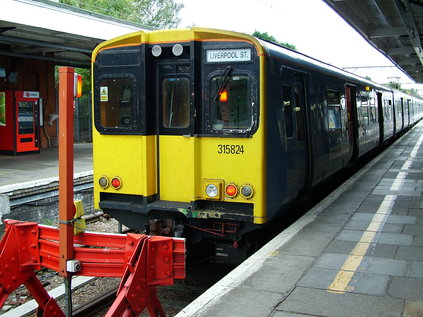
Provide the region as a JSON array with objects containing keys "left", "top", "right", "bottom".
[{"left": 92, "top": 28, "right": 265, "bottom": 263}]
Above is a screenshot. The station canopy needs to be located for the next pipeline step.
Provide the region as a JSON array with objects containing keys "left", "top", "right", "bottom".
[
  {"left": 323, "top": 0, "right": 423, "bottom": 83},
  {"left": 0, "top": 0, "right": 150, "bottom": 68}
]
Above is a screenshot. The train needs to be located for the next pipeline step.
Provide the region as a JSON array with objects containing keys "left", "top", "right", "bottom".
[{"left": 91, "top": 27, "right": 423, "bottom": 264}]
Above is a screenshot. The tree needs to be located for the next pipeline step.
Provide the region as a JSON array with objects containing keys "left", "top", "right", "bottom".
[
  {"left": 131, "top": 0, "right": 184, "bottom": 29},
  {"left": 253, "top": 30, "right": 296, "bottom": 50},
  {"left": 385, "top": 81, "right": 401, "bottom": 90},
  {"left": 59, "top": 0, "right": 184, "bottom": 29},
  {"left": 384, "top": 81, "right": 422, "bottom": 98}
]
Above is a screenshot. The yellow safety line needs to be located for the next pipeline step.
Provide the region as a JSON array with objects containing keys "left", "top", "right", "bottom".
[{"left": 327, "top": 195, "right": 396, "bottom": 294}]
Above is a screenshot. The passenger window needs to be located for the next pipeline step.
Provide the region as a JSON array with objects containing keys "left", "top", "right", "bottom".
[
  {"left": 326, "top": 90, "right": 342, "bottom": 131},
  {"left": 359, "top": 94, "right": 369, "bottom": 125},
  {"left": 283, "top": 85, "right": 294, "bottom": 138},
  {"left": 99, "top": 77, "right": 135, "bottom": 129},
  {"left": 369, "top": 96, "right": 377, "bottom": 124},
  {"left": 210, "top": 75, "right": 252, "bottom": 130},
  {"left": 162, "top": 78, "right": 190, "bottom": 128},
  {"left": 384, "top": 99, "right": 390, "bottom": 120}
]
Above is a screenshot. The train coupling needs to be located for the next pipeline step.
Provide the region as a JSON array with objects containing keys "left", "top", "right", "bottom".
[{"left": 149, "top": 219, "right": 184, "bottom": 237}]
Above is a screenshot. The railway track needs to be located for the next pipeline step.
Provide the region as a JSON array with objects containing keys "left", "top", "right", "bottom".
[
  {"left": 69, "top": 263, "right": 230, "bottom": 317},
  {"left": 72, "top": 281, "right": 208, "bottom": 317}
]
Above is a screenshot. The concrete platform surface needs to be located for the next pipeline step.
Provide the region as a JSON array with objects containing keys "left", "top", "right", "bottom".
[
  {"left": 176, "top": 122, "right": 423, "bottom": 317},
  {"left": 0, "top": 143, "right": 93, "bottom": 193},
  {"left": 0, "top": 143, "right": 93, "bottom": 222}
]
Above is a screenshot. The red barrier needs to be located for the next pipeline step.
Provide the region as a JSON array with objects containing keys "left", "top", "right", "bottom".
[{"left": 0, "top": 220, "right": 185, "bottom": 316}]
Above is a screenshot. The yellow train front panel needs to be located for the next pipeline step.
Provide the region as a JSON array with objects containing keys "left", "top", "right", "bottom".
[{"left": 92, "top": 27, "right": 267, "bottom": 231}]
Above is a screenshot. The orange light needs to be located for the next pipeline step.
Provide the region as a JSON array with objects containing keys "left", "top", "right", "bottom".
[
  {"left": 111, "top": 177, "right": 122, "bottom": 189},
  {"left": 225, "top": 184, "right": 238, "bottom": 197},
  {"left": 74, "top": 73, "right": 83, "bottom": 98},
  {"left": 219, "top": 89, "right": 228, "bottom": 102}
]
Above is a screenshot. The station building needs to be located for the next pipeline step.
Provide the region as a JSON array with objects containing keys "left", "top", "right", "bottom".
[{"left": 0, "top": 0, "right": 149, "bottom": 153}]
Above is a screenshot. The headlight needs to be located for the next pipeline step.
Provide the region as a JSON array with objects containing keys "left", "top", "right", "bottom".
[
  {"left": 205, "top": 184, "right": 218, "bottom": 197},
  {"left": 203, "top": 179, "right": 224, "bottom": 200}
]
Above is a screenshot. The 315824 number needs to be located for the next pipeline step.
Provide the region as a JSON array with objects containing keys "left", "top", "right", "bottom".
[{"left": 217, "top": 144, "right": 244, "bottom": 154}]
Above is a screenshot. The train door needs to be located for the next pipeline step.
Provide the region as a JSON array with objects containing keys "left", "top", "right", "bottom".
[
  {"left": 345, "top": 85, "right": 358, "bottom": 161},
  {"left": 281, "top": 68, "right": 309, "bottom": 195},
  {"left": 155, "top": 61, "right": 194, "bottom": 202}
]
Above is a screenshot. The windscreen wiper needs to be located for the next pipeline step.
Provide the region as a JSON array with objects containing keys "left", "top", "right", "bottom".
[{"left": 213, "top": 66, "right": 232, "bottom": 101}]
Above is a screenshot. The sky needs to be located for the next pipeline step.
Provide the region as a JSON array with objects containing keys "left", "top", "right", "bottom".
[{"left": 178, "top": 0, "right": 421, "bottom": 92}]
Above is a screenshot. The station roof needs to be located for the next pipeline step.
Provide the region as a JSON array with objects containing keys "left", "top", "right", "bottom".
[
  {"left": 0, "top": 0, "right": 151, "bottom": 68},
  {"left": 323, "top": 0, "right": 423, "bottom": 83}
]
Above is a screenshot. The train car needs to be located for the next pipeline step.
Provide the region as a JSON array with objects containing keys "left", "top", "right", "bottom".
[{"left": 91, "top": 28, "right": 420, "bottom": 264}]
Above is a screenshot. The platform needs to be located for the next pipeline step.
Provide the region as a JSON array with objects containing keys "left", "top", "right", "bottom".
[
  {"left": 0, "top": 143, "right": 93, "bottom": 222},
  {"left": 176, "top": 121, "right": 423, "bottom": 317}
]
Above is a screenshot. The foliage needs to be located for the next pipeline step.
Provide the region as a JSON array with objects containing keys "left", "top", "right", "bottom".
[
  {"left": 384, "top": 81, "right": 422, "bottom": 98},
  {"left": 385, "top": 81, "right": 401, "bottom": 90},
  {"left": 59, "top": 0, "right": 184, "bottom": 29},
  {"left": 130, "top": 0, "right": 184, "bottom": 29},
  {"left": 57, "top": 0, "right": 184, "bottom": 98},
  {"left": 252, "top": 30, "right": 297, "bottom": 50}
]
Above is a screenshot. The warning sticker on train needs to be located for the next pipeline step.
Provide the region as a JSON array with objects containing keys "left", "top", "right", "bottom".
[
  {"left": 100, "top": 87, "right": 108, "bottom": 102},
  {"left": 206, "top": 49, "right": 251, "bottom": 63}
]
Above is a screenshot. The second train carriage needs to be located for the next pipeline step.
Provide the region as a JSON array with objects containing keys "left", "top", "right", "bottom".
[{"left": 92, "top": 28, "right": 422, "bottom": 263}]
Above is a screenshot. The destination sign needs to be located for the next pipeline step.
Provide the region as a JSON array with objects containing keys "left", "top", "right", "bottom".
[{"left": 206, "top": 48, "right": 252, "bottom": 63}]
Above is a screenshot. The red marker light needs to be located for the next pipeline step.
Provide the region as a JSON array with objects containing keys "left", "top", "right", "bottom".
[
  {"left": 219, "top": 89, "right": 228, "bottom": 102},
  {"left": 111, "top": 177, "right": 122, "bottom": 189},
  {"left": 225, "top": 184, "right": 238, "bottom": 197}
]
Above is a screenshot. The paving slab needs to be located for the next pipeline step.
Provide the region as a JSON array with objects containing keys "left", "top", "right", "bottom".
[
  {"left": 276, "top": 287, "right": 404, "bottom": 317},
  {"left": 277, "top": 228, "right": 337, "bottom": 257},
  {"left": 236, "top": 253, "right": 315, "bottom": 294},
  {"left": 388, "top": 277, "right": 423, "bottom": 301},
  {"left": 350, "top": 213, "right": 416, "bottom": 224},
  {"left": 314, "top": 253, "right": 407, "bottom": 276},
  {"left": 194, "top": 286, "right": 283, "bottom": 317},
  {"left": 409, "top": 261, "right": 423, "bottom": 278},
  {"left": 403, "top": 224, "right": 423, "bottom": 235},
  {"left": 324, "top": 240, "right": 398, "bottom": 258},
  {"left": 344, "top": 220, "right": 404, "bottom": 233},
  {"left": 336, "top": 230, "right": 413, "bottom": 246},
  {"left": 404, "top": 301, "right": 423, "bottom": 317},
  {"left": 396, "top": 246, "right": 423, "bottom": 261},
  {"left": 297, "top": 267, "right": 390, "bottom": 296}
]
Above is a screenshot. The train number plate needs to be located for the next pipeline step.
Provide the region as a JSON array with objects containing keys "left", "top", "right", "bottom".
[{"left": 217, "top": 144, "right": 244, "bottom": 154}]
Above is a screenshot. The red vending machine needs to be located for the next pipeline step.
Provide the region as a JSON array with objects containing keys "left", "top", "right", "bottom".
[{"left": 0, "top": 91, "right": 41, "bottom": 155}]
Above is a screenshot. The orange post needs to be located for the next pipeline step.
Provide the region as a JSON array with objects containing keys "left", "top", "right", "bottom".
[{"left": 58, "top": 67, "right": 75, "bottom": 277}]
